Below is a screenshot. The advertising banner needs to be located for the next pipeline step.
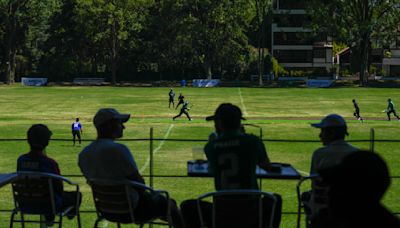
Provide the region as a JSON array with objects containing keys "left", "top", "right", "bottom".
[
  {"left": 192, "top": 79, "right": 220, "bottom": 87},
  {"left": 21, "top": 77, "right": 48, "bottom": 86}
]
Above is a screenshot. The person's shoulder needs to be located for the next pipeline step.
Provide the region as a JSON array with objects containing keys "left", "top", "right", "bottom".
[{"left": 242, "top": 133, "right": 262, "bottom": 142}]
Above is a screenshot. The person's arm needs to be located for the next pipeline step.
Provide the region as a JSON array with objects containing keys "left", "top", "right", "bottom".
[
  {"left": 120, "top": 145, "right": 145, "bottom": 184},
  {"left": 79, "top": 123, "right": 83, "bottom": 134},
  {"left": 256, "top": 138, "right": 272, "bottom": 171}
]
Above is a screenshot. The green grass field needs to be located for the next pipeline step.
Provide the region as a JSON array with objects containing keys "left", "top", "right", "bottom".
[{"left": 0, "top": 85, "right": 399, "bottom": 227}]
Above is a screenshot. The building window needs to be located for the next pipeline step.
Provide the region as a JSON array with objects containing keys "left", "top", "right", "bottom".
[
  {"left": 276, "top": 0, "right": 307, "bottom": 10},
  {"left": 313, "top": 48, "right": 325, "bottom": 58},
  {"left": 273, "top": 50, "right": 313, "bottom": 63},
  {"left": 274, "top": 32, "right": 314, "bottom": 45},
  {"left": 273, "top": 14, "right": 310, "bottom": 27}
]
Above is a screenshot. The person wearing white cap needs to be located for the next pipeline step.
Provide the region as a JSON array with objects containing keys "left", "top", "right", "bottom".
[
  {"left": 305, "top": 114, "right": 359, "bottom": 227},
  {"left": 310, "top": 114, "right": 358, "bottom": 175},
  {"left": 78, "top": 108, "right": 185, "bottom": 227}
]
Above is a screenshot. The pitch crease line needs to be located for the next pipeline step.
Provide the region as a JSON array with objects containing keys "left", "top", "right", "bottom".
[
  {"left": 140, "top": 124, "right": 174, "bottom": 173},
  {"left": 238, "top": 88, "right": 248, "bottom": 116}
]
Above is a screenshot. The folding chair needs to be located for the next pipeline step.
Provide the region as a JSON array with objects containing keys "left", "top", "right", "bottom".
[
  {"left": 10, "top": 171, "right": 81, "bottom": 228},
  {"left": 296, "top": 175, "right": 329, "bottom": 228},
  {"left": 88, "top": 179, "right": 172, "bottom": 228},
  {"left": 197, "top": 190, "right": 277, "bottom": 228}
]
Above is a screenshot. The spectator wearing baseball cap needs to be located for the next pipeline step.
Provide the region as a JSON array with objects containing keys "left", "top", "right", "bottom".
[
  {"left": 181, "top": 103, "right": 282, "bottom": 228},
  {"left": 304, "top": 114, "right": 359, "bottom": 227},
  {"left": 79, "top": 108, "right": 185, "bottom": 228},
  {"left": 310, "top": 114, "right": 357, "bottom": 174}
]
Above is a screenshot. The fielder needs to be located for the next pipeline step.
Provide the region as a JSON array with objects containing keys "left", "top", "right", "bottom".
[
  {"left": 175, "top": 93, "right": 185, "bottom": 109},
  {"left": 168, "top": 88, "right": 175, "bottom": 108},
  {"left": 352, "top": 99, "right": 363, "bottom": 122},
  {"left": 72, "top": 118, "right": 83, "bottom": 146}
]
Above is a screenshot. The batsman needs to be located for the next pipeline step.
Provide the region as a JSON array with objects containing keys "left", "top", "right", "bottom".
[{"left": 173, "top": 101, "right": 192, "bottom": 121}]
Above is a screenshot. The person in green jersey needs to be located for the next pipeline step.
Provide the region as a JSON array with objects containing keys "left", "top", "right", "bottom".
[
  {"left": 180, "top": 103, "right": 282, "bottom": 228},
  {"left": 386, "top": 98, "right": 400, "bottom": 121}
]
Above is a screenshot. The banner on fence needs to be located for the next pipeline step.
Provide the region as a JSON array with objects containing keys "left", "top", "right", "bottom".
[
  {"left": 21, "top": 77, "right": 48, "bottom": 86},
  {"left": 307, "top": 79, "right": 334, "bottom": 88},
  {"left": 192, "top": 79, "right": 220, "bottom": 87}
]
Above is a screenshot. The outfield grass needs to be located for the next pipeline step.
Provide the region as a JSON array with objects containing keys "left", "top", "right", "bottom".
[{"left": 0, "top": 85, "right": 399, "bottom": 227}]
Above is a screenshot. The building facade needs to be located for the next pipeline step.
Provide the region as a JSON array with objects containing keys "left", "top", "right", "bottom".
[{"left": 271, "top": 0, "right": 333, "bottom": 76}]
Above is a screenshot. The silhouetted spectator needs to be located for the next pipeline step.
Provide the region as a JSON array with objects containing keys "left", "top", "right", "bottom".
[
  {"left": 317, "top": 150, "right": 400, "bottom": 228},
  {"left": 17, "top": 124, "right": 81, "bottom": 224},
  {"left": 181, "top": 103, "right": 281, "bottom": 228},
  {"left": 79, "top": 108, "right": 184, "bottom": 227},
  {"left": 306, "top": 114, "right": 358, "bottom": 226}
]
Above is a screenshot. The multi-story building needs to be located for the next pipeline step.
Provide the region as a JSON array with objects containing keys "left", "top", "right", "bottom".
[
  {"left": 271, "top": 0, "right": 333, "bottom": 76},
  {"left": 382, "top": 36, "right": 400, "bottom": 77}
]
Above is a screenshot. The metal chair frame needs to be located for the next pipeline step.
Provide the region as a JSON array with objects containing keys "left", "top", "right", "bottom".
[
  {"left": 10, "top": 171, "right": 81, "bottom": 228},
  {"left": 297, "top": 174, "right": 328, "bottom": 228},
  {"left": 88, "top": 179, "right": 172, "bottom": 228},
  {"left": 197, "top": 189, "right": 277, "bottom": 228}
]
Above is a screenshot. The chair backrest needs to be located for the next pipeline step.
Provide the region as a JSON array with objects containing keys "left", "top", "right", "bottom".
[
  {"left": 197, "top": 190, "right": 276, "bottom": 228},
  {"left": 89, "top": 179, "right": 164, "bottom": 224},
  {"left": 11, "top": 172, "right": 67, "bottom": 215}
]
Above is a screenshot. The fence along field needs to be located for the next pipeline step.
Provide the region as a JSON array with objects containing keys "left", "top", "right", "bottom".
[{"left": 0, "top": 86, "right": 399, "bottom": 227}]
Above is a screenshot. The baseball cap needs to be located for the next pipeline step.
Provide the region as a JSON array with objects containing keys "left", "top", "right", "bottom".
[
  {"left": 206, "top": 103, "right": 246, "bottom": 121},
  {"left": 311, "top": 114, "right": 346, "bottom": 128},
  {"left": 93, "top": 108, "right": 130, "bottom": 128}
]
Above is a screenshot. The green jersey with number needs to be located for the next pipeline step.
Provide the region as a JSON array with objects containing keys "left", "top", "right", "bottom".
[{"left": 204, "top": 130, "right": 268, "bottom": 190}]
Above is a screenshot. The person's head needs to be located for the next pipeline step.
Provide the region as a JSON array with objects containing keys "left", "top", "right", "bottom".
[
  {"left": 320, "top": 150, "right": 390, "bottom": 214},
  {"left": 311, "top": 114, "right": 348, "bottom": 145},
  {"left": 76, "top": 117, "right": 79, "bottom": 122},
  {"left": 352, "top": 99, "right": 355, "bottom": 103},
  {"left": 27, "top": 124, "right": 52, "bottom": 151},
  {"left": 93, "top": 108, "right": 130, "bottom": 139},
  {"left": 388, "top": 98, "right": 392, "bottom": 102},
  {"left": 206, "top": 103, "right": 245, "bottom": 132}
]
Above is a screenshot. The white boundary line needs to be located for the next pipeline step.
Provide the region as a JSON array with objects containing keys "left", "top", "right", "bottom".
[
  {"left": 139, "top": 124, "right": 174, "bottom": 173},
  {"left": 238, "top": 88, "right": 248, "bottom": 116}
]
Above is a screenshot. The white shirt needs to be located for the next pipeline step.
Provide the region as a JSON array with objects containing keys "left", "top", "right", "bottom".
[
  {"left": 78, "top": 138, "right": 138, "bottom": 180},
  {"left": 310, "top": 139, "right": 358, "bottom": 174}
]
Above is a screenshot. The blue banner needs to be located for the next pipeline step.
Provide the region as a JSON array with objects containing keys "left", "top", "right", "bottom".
[
  {"left": 21, "top": 77, "right": 48, "bottom": 86},
  {"left": 192, "top": 79, "right": 220, "bottom": 87},
  {"left": 307, "top": 79, "right": 334, "bottom": 88}
]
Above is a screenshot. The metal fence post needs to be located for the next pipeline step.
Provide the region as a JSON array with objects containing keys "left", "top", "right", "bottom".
[
  {"left": 370, "top": 128, "right": 375, "bottom": 152},
  {"left": 150, "top": 127, "right": 154, "bottom": 188}
]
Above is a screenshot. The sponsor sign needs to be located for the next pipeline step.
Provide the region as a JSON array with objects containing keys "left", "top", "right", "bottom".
[
  {"left": 192, "top": 79, "right": 220, "bottom": 87},
  {"left": 21, "top": 77, "right": 48, "bottom": 86},
  {"left": 307, "top": 79, "right": 334, "bottom": 88}
]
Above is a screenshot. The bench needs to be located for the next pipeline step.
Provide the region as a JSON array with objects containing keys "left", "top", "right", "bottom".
[{"left": 73, "top": 78, "right": 105, "bottom": 85}]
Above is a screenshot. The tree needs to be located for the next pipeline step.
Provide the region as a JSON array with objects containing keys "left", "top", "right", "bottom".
[
  {"left": 185, "top": 0, "right": 252, "bottom": 79},
  {"left": 252, "top": 0, "right": 272, "bottom": 85},
  {"left": 0, "top": 0, "right": 61, "bottom": 84},
  {"left": 74, "top": 0, "right": 149, "bottom": 85},
  {"left": 307, "top": 0, "right": 400, "bottom": 86}
]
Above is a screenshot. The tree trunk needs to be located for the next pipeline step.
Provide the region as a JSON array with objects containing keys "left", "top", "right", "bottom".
[
  {"left": 110, "top": 17, "right": 117, "bottom": 85},
  {"left": 6, "top": 2, "right": 18, "bottom": 84},
  {"left": 359, "top": 35, "right": 370, "bottom": 86},
  {"left": 204, "top": 53, "right": 212, "bottom": 79}
]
